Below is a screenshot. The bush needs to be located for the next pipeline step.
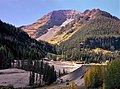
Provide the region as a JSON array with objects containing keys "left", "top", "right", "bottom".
[
  {"left": 66, "top": 82, "right": 69, "bottom": 85},
  {"left": 70, "top": 81, "right": 77, "bottom": 89},
  {"left": 84, "top": 65, "right": 105, "bottom": 88},
  {"left": 104, "top": 60, "right": 120, "bottom": 89}
]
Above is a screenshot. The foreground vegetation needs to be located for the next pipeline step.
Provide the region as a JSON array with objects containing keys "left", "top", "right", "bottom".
[{"left": 84, "top": 60, "right": 120, "bottom": 89}]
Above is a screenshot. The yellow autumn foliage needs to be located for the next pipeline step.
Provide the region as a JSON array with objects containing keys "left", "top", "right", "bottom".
[{"left": 84, "top": 65, "right": 105, "bottom": 88}]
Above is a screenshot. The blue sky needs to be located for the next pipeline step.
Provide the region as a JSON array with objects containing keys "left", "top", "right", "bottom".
[{"left": 0, "top": 0, "right": 119, "bottom": 27}]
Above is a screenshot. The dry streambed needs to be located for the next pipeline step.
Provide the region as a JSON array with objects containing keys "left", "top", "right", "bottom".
[
  {"left": 0, "top": 68, "right": 29, "bottom": 88},
  {"left": 48, "top": 61, "right": 82, "bottom": 73}
]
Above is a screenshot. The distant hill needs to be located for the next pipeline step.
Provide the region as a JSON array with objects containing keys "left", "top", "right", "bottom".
[{"left": 0, "top": 20, "right": 56, "bottom": 69}]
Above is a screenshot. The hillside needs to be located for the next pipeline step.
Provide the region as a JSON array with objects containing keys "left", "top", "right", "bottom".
[
  {"left": 48, "top": 9, "right": 102, "bottom": 44},
  {"left": 60, "top": 12, "right": 120, "bottom": 50},
  {"left": 0, "top": 20, "right": 55, "bottom": 69},
  {"left": 57, "top": 10, "right": 120, "bottom": 60}
]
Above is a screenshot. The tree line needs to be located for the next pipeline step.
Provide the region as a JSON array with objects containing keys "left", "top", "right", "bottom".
[{"left": 15, "top": 59, "right": 57, "bottom": 86}]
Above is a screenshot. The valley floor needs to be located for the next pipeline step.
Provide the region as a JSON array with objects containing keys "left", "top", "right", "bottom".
[
  {"left": 0, "top": 61, "right": 106, "bottom": 88},
  {"left": 0, "top": 61, "right": 81, "bottom": 88},
  {"left": 0, "top": 68, "right": 29, "bottom": 88}
]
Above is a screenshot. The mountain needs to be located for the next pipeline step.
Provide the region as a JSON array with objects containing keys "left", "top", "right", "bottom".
[
  {"left": 21, "top": 9, "right": 119, "bottom": 44},
  {"left": 21, "top": 9, "right": 120, "bottom": 60},
  {"left": 48, "top": 9, "right": 104, "bottom": 44},
  {"left": 58, "top": 9, "right": 120, "bottom": 60},
  {"left": 0, "top": 20, "right": 56, "bottom": 69},
  {"left": 21, "top": 10, "right": 81, "bottom": 43}
]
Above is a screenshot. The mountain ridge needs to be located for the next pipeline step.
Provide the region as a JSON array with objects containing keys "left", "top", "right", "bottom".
[{"left": 21, "top": 9, "right": 119, "bottom": 45}]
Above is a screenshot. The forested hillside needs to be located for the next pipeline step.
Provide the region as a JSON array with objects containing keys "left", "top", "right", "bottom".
[
  {"left": 57, "top": 11, "right": 120, "bottom": 61},
  {"left": 0, "top": 20, "right": 56, "bottom": 69}
]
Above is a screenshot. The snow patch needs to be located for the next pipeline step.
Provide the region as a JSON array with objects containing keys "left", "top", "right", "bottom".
[{"left": 60, "top": 19, "right": 74, "bottom": 27}]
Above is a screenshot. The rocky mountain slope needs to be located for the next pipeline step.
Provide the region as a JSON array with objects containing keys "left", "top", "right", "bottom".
[
  {"left": 48, "top": 9, "right": 102, "bottom": 44},
  {"left": 22, "top": 9, "right": 119, "bottom": 45},
  {"left": 21, "top": 10, "right": 81, "bottom": 42}
]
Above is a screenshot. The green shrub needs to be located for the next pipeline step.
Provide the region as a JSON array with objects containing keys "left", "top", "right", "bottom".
[{"left": 104, "top": 60, "right": 120, "bottom": 89}]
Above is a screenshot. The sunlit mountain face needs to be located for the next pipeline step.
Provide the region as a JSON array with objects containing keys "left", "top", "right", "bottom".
[{"left": 21, "top": 9, "right": 119, "bottom": 45}]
